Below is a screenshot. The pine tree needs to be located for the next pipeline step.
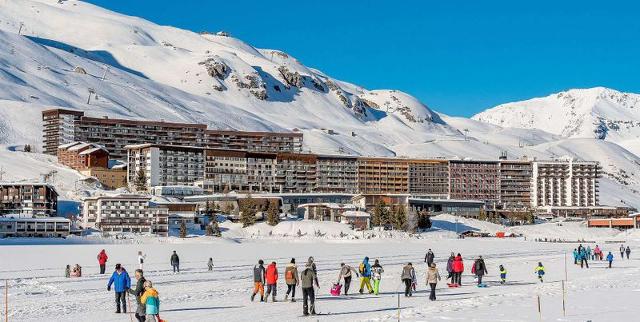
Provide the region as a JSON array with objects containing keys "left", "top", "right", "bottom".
[
  {"left": 206, "top": 220, "right": 222, "bottom": 237},
  {"left": 372, "top": 200, "right": 387, "bottom": 227},
  {"left": 393, "top": 205, "right": 407, "bottom": 231},
  {"left": 416, "top": 210, "right": 432, "bottom": 230},
  {"left": 134, "top": 168, "right": 147, "bottom": 192},
  {"left": 179, "top": 221, "right": 187, "bottom": 238},
  {"left": 240, "top": 194, "right": 256, "bottom": 227},
  {"left": 266, "top": 200, "right": 280, "bottom": 226}
]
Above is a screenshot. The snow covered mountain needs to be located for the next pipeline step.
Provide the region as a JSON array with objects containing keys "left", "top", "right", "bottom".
[{"left": 0, "top": 0, "right": 640, "bottom": 207}]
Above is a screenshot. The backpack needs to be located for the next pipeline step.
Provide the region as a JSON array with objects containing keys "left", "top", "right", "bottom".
[
  {"left": 359, "top": 263, "right": 365, "bottom": 275},
  {"left": 285, "top": 268, "right": 294, "bottom": 280}
]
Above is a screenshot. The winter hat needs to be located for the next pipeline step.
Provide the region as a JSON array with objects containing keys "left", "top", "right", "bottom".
[
  {"left": 115, "top": 263, "right": 121, "bottom": 270},
  {"left": 258, "top": 259, "right": 264, "bottom": 265},
  {"left": 364, "top": 256, "right": 369, "bottom": 261},
  {"left": 291, "top": 258, "right": 296, "bottom": 264}
]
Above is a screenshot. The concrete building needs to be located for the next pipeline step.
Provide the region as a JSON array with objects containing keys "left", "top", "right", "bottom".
[
  {"left": 408, "top": 159, "right": 449, "bottom": 198},
  {"left": 449, "top": 160, "right": 500, "bottom": 205},
  {"left": 315, "top": 155, "right": 359, "bottom": 193},
  {"left": 42, "top": 109, "right": 84, "bottom": 155},
  {"left": 275, "top": 153, "right": 317, "bottom": 193},
  {"left": 357, "top": 158, "right": 409, "bottom": 194},
  {"left": 531, "top": 160, "right": 600, "bottom": 208},
  {"left": 0, "top": 183, "right": 58, "bottom": 217},
  {"left": 81, "top": 195, "right": 169, "bottom": 236},
  {"left": 499, "top": 160, "right": 533, "bottom": 209},
  {"left": 57, "top": 142, "right": 109, "bottom": 170},
  {"left": 126, "top": 144, "right": 205, "bottom": 191},
  {"left": 0, "top": 216, "right": 71, "bottom": 238},
  {"left": 205, "top": 130, "right": 303, "bottom": 152},
  {"left": 79, "top": 166, "right": 128, "bottom": 190}
]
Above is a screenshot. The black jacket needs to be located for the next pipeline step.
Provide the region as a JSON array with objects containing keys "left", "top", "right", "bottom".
[
  {"left": 474, "top": 259, "right": 487, "bottom": 276},
  {"left": 425, "top": 251, "right": 435, "bottom": 264},
  {"left": 171, "top": 253, "right": 180, "bottom": 265},
  {"left": 128, "top": 276, "right": 146, "bottom": 300}
]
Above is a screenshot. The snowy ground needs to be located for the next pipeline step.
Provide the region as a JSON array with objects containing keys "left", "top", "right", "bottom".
[{"left": 1, "top": 221, "right": 639, "bottom": 322}]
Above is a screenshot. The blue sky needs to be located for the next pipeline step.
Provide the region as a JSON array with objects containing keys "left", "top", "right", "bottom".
[{"left": 86, "top": 0, "right": 640, "bottom": 117}]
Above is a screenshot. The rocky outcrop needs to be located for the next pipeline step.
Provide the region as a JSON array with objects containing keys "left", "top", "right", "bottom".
[
  {"left": 199, "top": 57, "right": 230, "bottom": 80},
  {"left": 231, "top": 73, "right": 267, "bottom": 100},
  {"left": 278, "top": 66, "right": 303, "bottom": 88}
]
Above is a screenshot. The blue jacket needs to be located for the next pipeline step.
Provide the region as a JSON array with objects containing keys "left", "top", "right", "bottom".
[
  {"left": 607, "top": 253, "right": 614, "bottom": 262},
  {"left": 572, "top": 250, "right": 579, "bottom": 259},
  {"left": 361, "top": 258, "right": 372, "bottom": 277},
  {"left": 108, "top": 270, "right": 131, "bottom": 292}
]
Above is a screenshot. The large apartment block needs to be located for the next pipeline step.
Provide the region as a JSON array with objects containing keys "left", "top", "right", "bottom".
[
  {"left": 499, "top": 160, "right": 533, "bottom": 209},
  {"left": 531, "top": 160, "right": 600, "bottom": 208},
  {"left": 357, "top": 158, "right": 409, "bottom": 194},
  {"left": 204, "top": 149, "right": 278, "bottom": 193},
  {"left": 81, "top": 195, "right": 169, "bottom": 236},
  {"left": 275, "top": 153, "right": 318, "bottom": 193},
  {"left": 408, "top": 160, "right": 449, "bottom": 198},
  {"left": 449, "top": 160, "right": 501, "bottom": 204},
  {"left": 42, "top": 109, "right": 303, "bottom": 159},
  {"left": 315, "top": 155, "right": 359, "bottom": 193},
  {"left": 127, "top": 144, "right": 205, "bottom": 190},
  {"left": 0, "top": 183, "right": 59, "bottom": 217}
]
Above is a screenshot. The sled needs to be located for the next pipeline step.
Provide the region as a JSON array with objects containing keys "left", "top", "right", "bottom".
[
  {"left": 330, "top": 283, "right": 342, "bottom": 296},
  {"left": 447, "top": 283, "right": 459, "bottom": 288}
]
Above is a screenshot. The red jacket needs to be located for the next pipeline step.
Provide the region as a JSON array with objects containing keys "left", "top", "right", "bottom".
[
  {"left": 452, "top": 256, "right": 464, "bottom": 273},
  {"left": 265, "top": 263, "right": 278, "bottom": 284},
  {"left": 97, "top": 251, "right": 108, "bottom": 265}
]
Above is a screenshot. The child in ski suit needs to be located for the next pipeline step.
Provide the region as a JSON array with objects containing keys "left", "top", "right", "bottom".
[
  {"left": 359, "top": 257, "right": 373, "bottom": 294},
  {"left": 140, "top": 280, "right": 160, "bottom": 322},
  {"left": 499, "top": 265, "right": 507, "bottom": 284},
  {"left": 371, "top": 259, "right": 384, "bottom": 295},
  {"left": 535, "top": 262, "right": 545, "bottom": 283},
  {"left": 606, "top": 251, "right": 614, "bottom": 268}
]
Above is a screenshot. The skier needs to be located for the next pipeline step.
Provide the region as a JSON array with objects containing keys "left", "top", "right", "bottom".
[
  {"left": 107, "top": 263, "right": 131, "bottom": 314},
  {"left": 207, "top": 258, "right": 214, "bottom": 271},
  {"left": 284, "top": 258, "right": 299, "bottom": 302},
  {"left": 424, "top": 248, "right": 435, "bottom": 267},
  {"left": 97, "top": 249, "right": 108, "bottom": 274},
  {"left": 128, "top": 269, "right": 147, "bottom": 322},
  {"left": 265, "top": 261, "right": 278, "bottom": 302},
  {"left": 626, "top": 246, "right": 631, "bottom": 259},
  {"left": 371, "top": 259, "right": 384, "bottom": 295},
  {"left": 452, "top": 253, "right": 464, "bottom": 286},
  {"left": 338, "top": 263, "right": 359, "bottom": 296},
  {"left": 140, "top": 280, "right": 160, "bottom": 322},
  {"left": 426, "top": 263, "right": 441, "bottom": 301},
  {"left": 472, "top": 256, "right": 488, "bottom": 286},
  {"left": 620, "top": 244, "right": 625, "bottom": 259},
  {"left": 358, "top": 257, "right": 373, "bottom": 294},
  {"left": 137, "top": 251, "right": 146, "bottom": 270},
  {"left": 301, "top": 261, "right": 319, "bottom": 316},
  {"left": 499, "top": 265, "right": 507, "bottom": 284},
  {"left": 251, "top": 259, "right": 266, "bottom": 302},
  {"left": 446, "top": 252, "right": 455, "bottom": 283},
  {"left": 535, "top": 262, "right": 545, "bottom": 283},
  {"left": 170, "top": 251, "right": 180, "bottom": 273},
  {"left": 401, "top": 262, "right": 416, "bottom": 297},
  {"left": 606, "top": 251, "right": 614, "bottom": 268}
]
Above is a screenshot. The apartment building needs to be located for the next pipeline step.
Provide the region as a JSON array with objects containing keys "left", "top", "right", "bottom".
[
  {"left": 357, "top": 157, "right": 409, "bottom": 194},
  {"left": 315, "top": 155, "right": 359, "bottom": 193},
  {"left": 0, "top": 216, "right": 71, "bottom": 238},
  {"left": 275, "top": 153, "right": 318, "bottom": 193},
  {"left": 499, "top": 160, "right": 533, "bottom": 209},
  {"left": 42, "top": 109, "right": 303, "bottom": 159},
  {"left": 408, "top": 159, "right": 449, "bottom": 198},
  {"left": 81, "top": 195, "right": 169, "bottom": 236},
  {"left": 449, "top": 160, "right": 500, "bottom": 204},
  {"left": 57, "top": 141, "right": 109, "bottom": 170},
  {"left": 531, "top": 160, "right": 600, "bottom": 208},
  {"left": 0, "top": 183, "right": 58, "bottom": 217},
  {"left": 126, "top": 144, "right": 205, "bottom": 191},
  {"left": 80, "top": 167, "right": 128, "bottom": 190}
]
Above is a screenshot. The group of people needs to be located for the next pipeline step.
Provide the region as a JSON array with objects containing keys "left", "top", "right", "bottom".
[
  {"left": 106, "top": 263, "right": 160, "bottom": 322},
  {"left": 573, "top": 244, "right": 630, "bottom": 269},
  {"left": 64, "top": 264, "right": 82, "bottom": 278}
]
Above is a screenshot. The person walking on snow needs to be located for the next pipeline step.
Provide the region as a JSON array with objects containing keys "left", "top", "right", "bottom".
[
  {"left": 452, "top": 253, "right": 464, "bottom": 286},
  {"left": 472, "top": 256, "right": 488, "bottom": 286},
  {"left": 140, "top": 280, "right": 160, "bottom": 322},
  {"left": 170, "top": 251, "right": 180, "bottom": 273},
  {"left": 499, "top": 265, "right": 507, "bottom": 284},
  {"left": 128, "top": 269, "right": 147, "bottom": 322},
  {"left": 446, "top": 252, "right": 455, "bottom": 282},
  {"left": 207, "top": 258, "right": 214, "bottom": 271},
  {"left": 572, "top": 249, "right": 579, "bottom": 265},
  {"left": 606, "top": 251, "right": 614, "bottom": 268},
  {"left": 359, "top": 257, "right": 373, "bottom": 294},
  {"left": 301, "top": 261, "right": 319, "bottom": 316},
  {"left": 338, "top": 263, "right": 359, "bottom": 296},
  {"left": 307, "top": 256, "right": 320, "bottom": 287},
  {"left": 107, "top": 263, "right": 131, "bottom": 314},
  {"left": 371, "top": 259, "right": 384, "bottom": 295},
  {"left": 426, "top": 263, "right": 441, "bottom": 301},
  {"left": 620, "top": 244, "right": 625, "bottom": 259},
  {"left": 137, "top": 251, "right": 146, "bottom": 270},
  {"left": 580, "top": 248, "right": 589, "bottom": 269},
  {"left": 97, "top": 249, "right": 108, "bottom": 274},
  {"left": 424, "top": 249, "right": 435, "bottom": 267},
  {"left": 265, "top": 261, "right": 278, "bottom": 302},
  {"left": 284, "top": 258, "right": 299, "bottom": 302},
  {"left": 401, "top": 262, "right": 416, "bottom": 297},
  {"left": 594, "top": 245, "right": 601, "bottom": 260},
  {"left": 586, "top": 246, "right": 592, "bottom": 262},
  {"left": 535, "top": 262, "right": 545, "bottom": 283},
  {"left": 625, "top": 246, "right": 631, "bottom": 259},
  {"left": 251, "top": 259, "right": 266, "bottom": 302}
]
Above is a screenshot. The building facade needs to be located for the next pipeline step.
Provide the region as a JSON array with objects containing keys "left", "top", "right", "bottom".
[
  {"left": 80, "top": 167, "right": 128, "bottom": 190},
  {"left": 449, "top": 160, "right": 500, "bottom": 205},
  {"left": 0, "top": 216, "right": 71, "bottom": 238},
  {"left": 315, "top": 155, "right": 358, "bottom": 193},
  {"left": 275, "top": 153, "right": 317, "bottom": 193},
  {"left": 357, "top": 158, "right": 409, "bottom": 194},
  {"left": 42, "top": 109, "right": 84, "bottom": 155},
  {"left": 531, "top": 160, "right": 600, "bottom": 208},
  {"left": 127, "top": 144, "right": 205, "bottom": 191},
  {"left": 57, "top": 142, "right": 109, "bottom": 170},
  {"left": 205, "top": 130, "right": 303, "bottom": 152},
  {"left": 0, "top": 183, "right": 58, "bottom": 217},
  {"left": 499, "top": 160, "right": 533, "bottom": 209},
  {"left": 408, "top": 159, "right": 449, "bottom": 198},
  {"left": 81, "top": 195, "right": 169, "bottom": 236}
]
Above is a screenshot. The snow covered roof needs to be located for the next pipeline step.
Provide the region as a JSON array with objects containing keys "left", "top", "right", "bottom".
[
  {"left": 0, "top": 215, "right": 70, "bottom": 223},
  {"left": 341, "top": 210, "right": 370, "bottom": 218},
  {"left": 297, "top": 203, "right": 357, "bottom": 210},
  {"left": 78, "top": 147, "right": 107, "bottom": 155}
]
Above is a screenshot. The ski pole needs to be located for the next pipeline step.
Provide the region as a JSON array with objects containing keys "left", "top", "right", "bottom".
[
  {"left": 4, "top": 280, "right": 8, "bottom": 322},
  {"left": 127, "top": 293, "right": 134, "bottom": 322}
]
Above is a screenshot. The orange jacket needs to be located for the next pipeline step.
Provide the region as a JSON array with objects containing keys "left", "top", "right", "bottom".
[{"left": 265, "top": 263, "right": 278, "bottom": 284}]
